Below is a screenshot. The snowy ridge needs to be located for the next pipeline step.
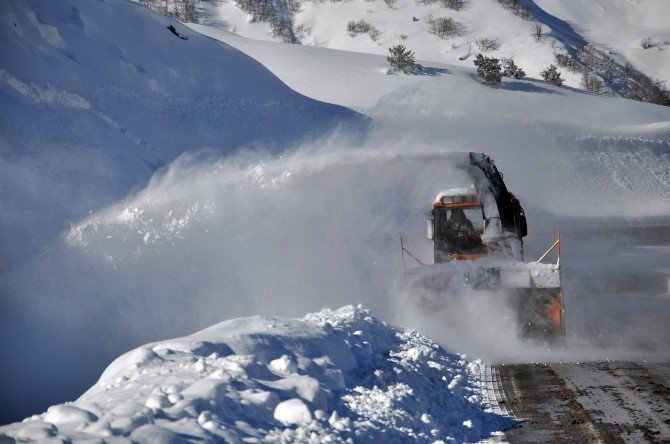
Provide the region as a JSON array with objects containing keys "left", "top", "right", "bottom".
[{"left": 0, "top": 306, "right": 514, "bottom": 442}]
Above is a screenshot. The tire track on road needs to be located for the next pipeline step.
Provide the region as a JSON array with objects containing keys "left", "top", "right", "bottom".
[
  {"left": 494, "top": 362, "right": 670, "bottom": 443},
  {"left": 494, "top": 363, "right": 607, "bottom": 443}
]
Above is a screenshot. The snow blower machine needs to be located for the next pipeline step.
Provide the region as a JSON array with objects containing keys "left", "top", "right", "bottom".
[{"left": 399, "top": 152, "right": 564, "bottom": 340}]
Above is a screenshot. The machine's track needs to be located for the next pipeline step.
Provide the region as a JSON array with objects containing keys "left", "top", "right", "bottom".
[{"left": 489, "top": 362, "right": 670, "bottom": 443}]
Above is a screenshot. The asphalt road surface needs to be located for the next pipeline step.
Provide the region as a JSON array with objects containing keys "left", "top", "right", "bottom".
[{"left": 487, "top": 362, "right": 670, "bottom": 443}]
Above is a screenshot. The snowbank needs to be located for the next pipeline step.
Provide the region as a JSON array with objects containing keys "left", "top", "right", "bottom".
[{"left": 0, "top": 306, "right": 514, "bottom": 442}]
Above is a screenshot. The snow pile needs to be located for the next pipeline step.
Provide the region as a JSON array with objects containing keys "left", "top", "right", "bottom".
[{"left": 0, "top": 306, "right": 513, "bottom": 442}]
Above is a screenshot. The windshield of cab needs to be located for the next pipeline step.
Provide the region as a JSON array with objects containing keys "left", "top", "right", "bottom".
[{"left": 447, "top": 207, "right": 484, "bottom": 232}]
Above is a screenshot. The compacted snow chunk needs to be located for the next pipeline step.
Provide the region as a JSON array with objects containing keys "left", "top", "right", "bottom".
[{"left": 0, "top": 306, "right": 514, "bottom": 442}]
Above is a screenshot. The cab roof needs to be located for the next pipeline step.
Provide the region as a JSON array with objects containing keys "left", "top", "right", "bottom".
[{"left": 434, "top": 187, "right": 478, "bottom": 203}]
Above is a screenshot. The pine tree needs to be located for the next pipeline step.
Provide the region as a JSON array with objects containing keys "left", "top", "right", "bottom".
[
  {"left": 473, "top": 54, "right": 502, "bottom": 86},
  {"left": 387, "top": 45, "right": 422, "bottom": 74},
  {"left": 541, "top": 64, "right": 563, "bottom": 86},
  {"left": 502, "top": 58, "right": 525, "bottom": 79}
]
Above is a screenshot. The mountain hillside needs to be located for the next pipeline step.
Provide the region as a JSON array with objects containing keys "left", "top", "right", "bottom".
[
  {"left": 529, "top": 0, "right": 670, "bottom": 85},
  {"left": 196, "top": 0, "right": 670, "bottom": 93},
  {"left": 0, "top": 0, "right": 362, "bottom": 269}
]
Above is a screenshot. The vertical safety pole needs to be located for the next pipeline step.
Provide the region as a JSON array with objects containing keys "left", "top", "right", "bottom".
[{"left": 557, "top": 228, "right": 564, "bottom": 335}]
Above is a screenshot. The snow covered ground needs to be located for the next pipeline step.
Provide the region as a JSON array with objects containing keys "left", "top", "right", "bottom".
[
  {"left": 2, "top": 0, "right": 670, "bottom": 433},
  {"left": 0, "top": 0, "right": 363, "bottom": 424},
  {"left": 197, "top": 0, "right": 670, "bottom": 88},
  {"left": 0, "top": 306, "right": 515, "bottom": 442},
  {"left": 200, "top": 0, "right": 584, "bottom": 87},
  {"left": 187, "top": 23, "right": 670, "bottom": 220},
  {"left": 0, "top": 0, "right": 362, "bottom": 270},
  {"left": 529, "top": 0, "right": 670, "bottom": 85}
]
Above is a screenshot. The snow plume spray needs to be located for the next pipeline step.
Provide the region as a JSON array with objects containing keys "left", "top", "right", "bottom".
[{"left": 3, "top": 121, "right": 670, "bottom": 423}]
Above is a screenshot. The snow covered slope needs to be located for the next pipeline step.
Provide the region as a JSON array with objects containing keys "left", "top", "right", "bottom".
[
  {"left": 529, "top": 0, "right": 670, "bottom": 85},
  {"left": 0, "top": 0, "right": 362, "bottom": 269},
  {"left": 0, "top": 0, "right": 365, "bottom": 425},
  {"left": 190, "top": 24, "right": 670, "bottom": 219},
  {"left": 198, "top": 0, "right": 670, "bottom": 89},
  {"left": 0, "top": 306, "right": 514, "bottom": 442},
  {"left": 202, "top": 0, "right": 576, "bottom": 84}
]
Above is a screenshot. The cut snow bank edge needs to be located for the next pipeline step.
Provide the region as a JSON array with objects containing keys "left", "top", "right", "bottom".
[{"left": 0, "top": 305, "right": 515, "bottom": 442}]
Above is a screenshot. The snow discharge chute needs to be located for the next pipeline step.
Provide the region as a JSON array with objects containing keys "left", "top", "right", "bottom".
[{"left": 399, "top": 151, "right": 564, "bottom": 341}]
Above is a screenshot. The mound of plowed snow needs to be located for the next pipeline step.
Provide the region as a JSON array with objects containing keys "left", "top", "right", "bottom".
[{"left": 0, "top": 306, "right": 513, "bottom": 442}]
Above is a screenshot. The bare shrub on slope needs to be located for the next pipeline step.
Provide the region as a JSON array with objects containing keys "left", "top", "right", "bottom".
[
  {"left": 554, "top": 52, "right": 581, "bottom": 73},
  {"left": 416, "top": 0, "right": 465, "bottom": 11},
  {"left": 640, "top": 37, "right": 656, "bottom": 49},
  {"left": 531, "top": 24, "right": 542, "bottom": 41},
  {"left": 139, "top": 0, "right": 199, "bottom": 22},
  {"left": 581, "top": 73, "right": 605, "bottom": 94},
  {"left": 347, "top": 20, "right": 381, "bottom": 41},
  {"left": 429, "top": 17, "right": 461, "bottom": 38},
  {"left": 627, "top": 75, "right": 670, "bottom": 106},
  {"left": 494, "top": 0, "right": 532, "bottom": 20},
  {"left": 236, "top": 0, "right": 301, "bottom": 43},
  {"left": 270, "top": 17, "right": 299, "bottom": 43},
  {"left": 554, "top": 45, "right": 669, "bottom": 104},
  {"left": 475, "top": 37, "right": 498, "bottom": 52},
  {"left": 442, "top": 0, "right": 465, "bottom": 10}
]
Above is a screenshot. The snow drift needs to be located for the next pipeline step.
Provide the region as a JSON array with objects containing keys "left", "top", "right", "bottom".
[{"left": 0, "top": 306, "right": 514, "bottom": 442}]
